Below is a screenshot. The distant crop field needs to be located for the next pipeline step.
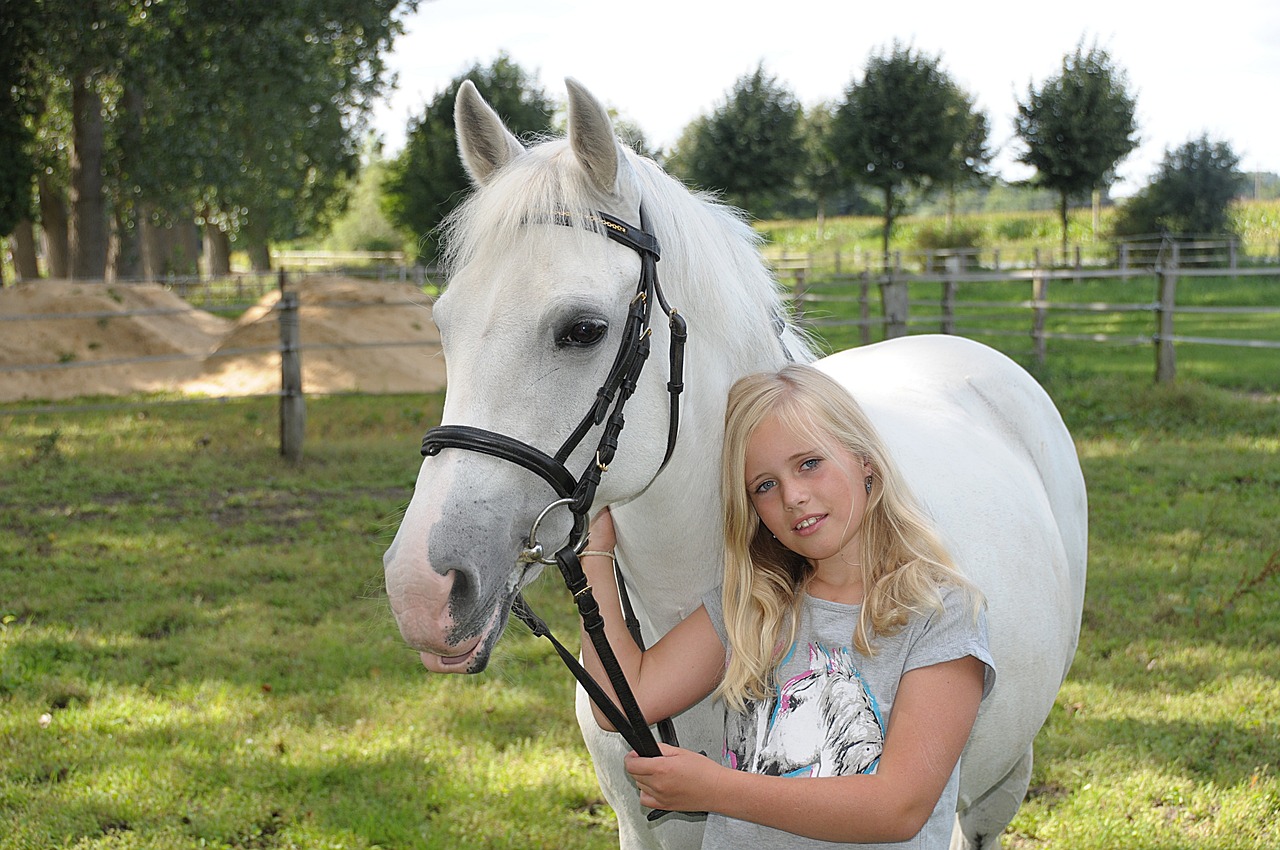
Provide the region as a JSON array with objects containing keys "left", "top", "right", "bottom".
[{"left": 755, "top": 199, "right": 1280, "bottom": 263}]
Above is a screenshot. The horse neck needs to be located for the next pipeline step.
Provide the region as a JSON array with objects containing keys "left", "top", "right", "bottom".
[{"left": 612, "top": 314, "right": 790, "bottom": 635}]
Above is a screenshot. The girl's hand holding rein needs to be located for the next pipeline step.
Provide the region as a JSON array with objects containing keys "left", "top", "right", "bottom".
[{"left": 624, "top": 744, "right": 724, "bottom": 813}]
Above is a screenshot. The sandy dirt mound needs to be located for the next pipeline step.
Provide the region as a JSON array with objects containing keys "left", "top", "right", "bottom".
[{"left": 0, "top": 276, "right": 446, "bottom": 403}]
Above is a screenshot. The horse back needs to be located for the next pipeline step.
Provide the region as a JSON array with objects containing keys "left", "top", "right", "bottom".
[{"left": 815, "top": 335, "right": 1088, "bottom": 806}]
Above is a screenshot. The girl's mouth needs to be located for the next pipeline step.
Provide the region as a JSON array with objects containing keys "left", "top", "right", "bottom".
[{"left": 794, "top": 514, "right": 825, "bottom": 533}]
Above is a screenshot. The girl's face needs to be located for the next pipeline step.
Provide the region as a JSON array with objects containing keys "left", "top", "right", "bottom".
[{"left": 743, "top": 412, "right": 872, "bottom": 572}]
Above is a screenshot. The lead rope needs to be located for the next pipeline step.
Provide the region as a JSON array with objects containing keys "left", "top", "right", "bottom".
[{"left": 509, "top": 545, "right": 686, "bottom": 822}]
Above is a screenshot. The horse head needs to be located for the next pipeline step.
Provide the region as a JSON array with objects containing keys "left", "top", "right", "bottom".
[{"left": 384, "top": 79, "right": 719, "bottom": 673}]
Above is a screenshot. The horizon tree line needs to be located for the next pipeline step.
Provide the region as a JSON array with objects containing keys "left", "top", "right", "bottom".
[{"left": 0, "top": 21, "right": 1255, "bottom": 283}]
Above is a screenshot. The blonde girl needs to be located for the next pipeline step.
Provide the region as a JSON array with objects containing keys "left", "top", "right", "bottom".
[{"left": 581, "top": 364, "right": 994, "bottom": 848}]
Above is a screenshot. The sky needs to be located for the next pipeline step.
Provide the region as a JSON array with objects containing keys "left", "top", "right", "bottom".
[{"left": 371, "top": 0, "right": 1280, "bottom": 197}]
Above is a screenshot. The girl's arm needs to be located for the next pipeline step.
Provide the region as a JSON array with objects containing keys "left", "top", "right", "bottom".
[
  {"left": 578, "top": 508, "right": 727, "bottom": 731},
  {"left": 624, "top": 654, "right": 986, "bottom": 843}
]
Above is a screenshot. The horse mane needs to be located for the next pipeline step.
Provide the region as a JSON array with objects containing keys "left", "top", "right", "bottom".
[{"left": 441, "top": 138, "right": 817, "bottom": 369}]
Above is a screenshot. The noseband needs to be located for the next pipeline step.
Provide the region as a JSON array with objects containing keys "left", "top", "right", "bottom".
[{"left": 418, "top": 205, "right": 687, "bottom": 785}]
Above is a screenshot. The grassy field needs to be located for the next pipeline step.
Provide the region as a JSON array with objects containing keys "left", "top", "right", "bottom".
[
  {"left": 754, "top": 198, "right": 1280, "bottom": 264},
  {"left": 2, "top": 319, "right": 1279, "bottom": 846}
]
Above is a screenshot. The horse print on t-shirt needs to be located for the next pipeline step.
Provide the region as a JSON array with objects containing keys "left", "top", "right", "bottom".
[{"left": 725, "top": 642, "right": 884, "bottom": 778}]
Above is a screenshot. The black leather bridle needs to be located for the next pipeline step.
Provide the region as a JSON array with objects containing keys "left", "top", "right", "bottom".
[{"left": 419, "top": 205, "right": 687, "bottom": 784}]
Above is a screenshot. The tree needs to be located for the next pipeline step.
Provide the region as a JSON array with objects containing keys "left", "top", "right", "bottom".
[
  {"left": 324, "top": 140, "right": 405, "bottom": 253},
  {"left": 833, "top": 42, "right": 990, "bottom": 257},
  {"left": 8, "top": 0, "right": 417, "bottom": 280},
  {"left": 0, "top": 0, "right": 40, "bottom": 241},
  {"left": 796, "top": 103, "right": 844, "bottom": 237},
  {"left": 1113, "top": 135, "right": 1245, "bottom": 239},
  {"left": 382, "top": 54, "right": 553, "bottom": 264},
  {"left": 1015, "top": 41, "right": 1138, "bottom": 253},
  {"left": 667, "top": 64, "right": 805, "bottom": 216}
]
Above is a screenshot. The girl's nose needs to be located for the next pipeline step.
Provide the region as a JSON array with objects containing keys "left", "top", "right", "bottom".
[{"left": 782, "top": 481, "right": 808, "bottom": 511}]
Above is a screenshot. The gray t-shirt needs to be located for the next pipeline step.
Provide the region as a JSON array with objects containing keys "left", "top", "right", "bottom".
[{"left": 700, "top": 584, "right": 995, "bottom": 850}]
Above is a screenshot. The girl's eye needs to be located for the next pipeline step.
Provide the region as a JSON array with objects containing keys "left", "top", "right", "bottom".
[
  {"left": 753, "top": 480, "right": 776, "bottom": 495},
  {"left": 800, "top": 457, "right": 822, "bottom": 471}
]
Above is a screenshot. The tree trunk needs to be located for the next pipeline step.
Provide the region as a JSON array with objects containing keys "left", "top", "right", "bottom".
[
  {"left": 172, "top": 218, "right": 201, "bottom": 276},
  {"left": 203, "top": 224, "right": 232, "bottom": 276},
  {"left": 110, "top": 84, "right": 145, "bottom": 282},
  {"left": 243, "top": 214, "right": 272, "bottom": 271},
  {"left": 11, "top": 219, "right": 40, "bottom": 279},
  {"left": 1058, "top": 191, "right": 1069, "bottom": 258},
  {"left": 881, "top": 185, "right": 895, "bottom": 268},
  {"left": 38, "top": 174, "right": 69, "bottom": 278},
  {"left": 109, "top": 206, "right": 143, "bottom": 281},
  {"left": 69, "top": 71, "right": 108, "bottom": 279},
  {"left": 139, "top": 206, "right": 167, "bottom": 279}
]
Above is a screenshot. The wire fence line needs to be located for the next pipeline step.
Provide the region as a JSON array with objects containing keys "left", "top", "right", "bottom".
[{"left": 2, "top": 255, "right": 1277, "bottom": 458}]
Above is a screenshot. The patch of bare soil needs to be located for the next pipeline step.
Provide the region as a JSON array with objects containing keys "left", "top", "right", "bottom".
[{"left": 0, "top": 276, "right": 446, "bottom": 403}]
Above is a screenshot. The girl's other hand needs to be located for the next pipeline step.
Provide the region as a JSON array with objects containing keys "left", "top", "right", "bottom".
[{"left": 624, "top": 744, "right": 724, "bottom": 813}]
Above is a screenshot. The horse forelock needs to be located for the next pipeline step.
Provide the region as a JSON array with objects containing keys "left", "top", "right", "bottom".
[{"left": 440, "top": 138, "right": 815, "bottom": 368}]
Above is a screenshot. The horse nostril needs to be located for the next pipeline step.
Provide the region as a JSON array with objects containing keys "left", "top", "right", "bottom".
[{"left": 447, "top": 568, "right": 477, "bottom": 614}]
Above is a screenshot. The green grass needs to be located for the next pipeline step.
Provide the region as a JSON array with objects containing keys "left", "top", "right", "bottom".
[
  {"left": 1008, "top": 381, "right": 1280, "bottom": 849},
  {"left": 2, "top": 345, "right": 1279, "bottom": 847},
  {"left": 1, "top": 396, "right": 615, "bottom": 849}
]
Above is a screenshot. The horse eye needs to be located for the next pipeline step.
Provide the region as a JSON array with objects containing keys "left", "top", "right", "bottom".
[{"left": 558, "top": 318, "right": 608, "bottom": 348}]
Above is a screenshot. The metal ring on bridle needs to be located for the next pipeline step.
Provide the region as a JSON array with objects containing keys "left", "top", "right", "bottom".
[{"left": 519, "top": 497, "right": 588, "bottom": 566}]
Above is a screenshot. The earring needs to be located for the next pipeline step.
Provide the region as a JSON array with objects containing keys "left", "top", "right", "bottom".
[{"left": 865, "top": 475, "right": 873, "bottom": 495}]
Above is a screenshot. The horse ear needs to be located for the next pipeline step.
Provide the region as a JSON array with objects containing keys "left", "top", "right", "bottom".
[
  {"left": 565, "top": 77, "right": 623, "bottom": 196},
  {"left": 454, "top": 79, "right": 525, "bottom": 186}
]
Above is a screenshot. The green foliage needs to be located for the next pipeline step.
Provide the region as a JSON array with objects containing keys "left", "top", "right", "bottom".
[
  {"left": 1015, "top": 40, "right": 1139, "bottom": 248},
  {"left": 10, "top": 0, "right": 419, "bottom": 274},
  {"left": 0, "top": 0, "right": 41, "bottom": 237},
  {"left": 666, "top": 63, "right": 805, "bottom": 217},
  {"left": 832, "top": 41, "right": 990, "bottom": 254},
  {"left": 322, "top": 143, "right": 408, "bottom": 253},
  {"left": 382, "top": 53, "right": 554, "bottom": 264},
  {"left": 1113, "top": 135, "right": 1247, "bottom": 238}
]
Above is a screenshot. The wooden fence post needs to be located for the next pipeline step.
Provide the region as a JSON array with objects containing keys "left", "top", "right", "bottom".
[
  {"left": 859, "top": 270, "right": 871, "bottom": 346},
  {"left": 1032, "top": 260, "right": 1049, "bottom": 366},
  {"left": 793, "top": 266, "right": 808, "bottom": 320},
  {"left": 1155, "top": 243, "right": 1179, "bottom": 384},
  {"left": 279, "top": 290, "right": 305, "bottom": 462},
  {"left": 879, "top": 267, "right": 909, "bottom": 340},
  {"left": 941, "top": 254, "right": 958, "bottom": 334}
]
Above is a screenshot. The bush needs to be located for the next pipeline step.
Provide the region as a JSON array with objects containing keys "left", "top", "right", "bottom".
[
  {"left": 1112, "top": 135, "right": 1245, "bottom": 238},
  {"left": 915, "top": 221, "right": 983, "bottom": 251}
]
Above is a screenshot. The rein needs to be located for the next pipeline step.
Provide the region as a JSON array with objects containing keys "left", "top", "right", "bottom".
[{"left": 419, "top": 206, "right": 687, "bottom": 788}]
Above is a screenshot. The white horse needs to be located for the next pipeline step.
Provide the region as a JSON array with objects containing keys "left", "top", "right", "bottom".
[{"left": 383, "top": 78, "right": 1087, "bottom": 850}]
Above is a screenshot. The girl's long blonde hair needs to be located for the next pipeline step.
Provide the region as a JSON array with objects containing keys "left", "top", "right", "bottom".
[{"left": 716, "top": 364, "right": 981, "bottom": 712}]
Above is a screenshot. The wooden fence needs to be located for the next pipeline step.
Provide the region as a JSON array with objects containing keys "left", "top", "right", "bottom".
[
  {"left": 774, "top": 245, "right": 1280, "bottom": 384},
  {"left": 3, "top": 256, "right": 1276, "bottom": 461}
]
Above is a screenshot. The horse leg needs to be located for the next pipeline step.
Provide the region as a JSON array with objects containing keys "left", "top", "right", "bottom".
[{"left": 950, "top": 744, "right": 1034, "bottom": 850}]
